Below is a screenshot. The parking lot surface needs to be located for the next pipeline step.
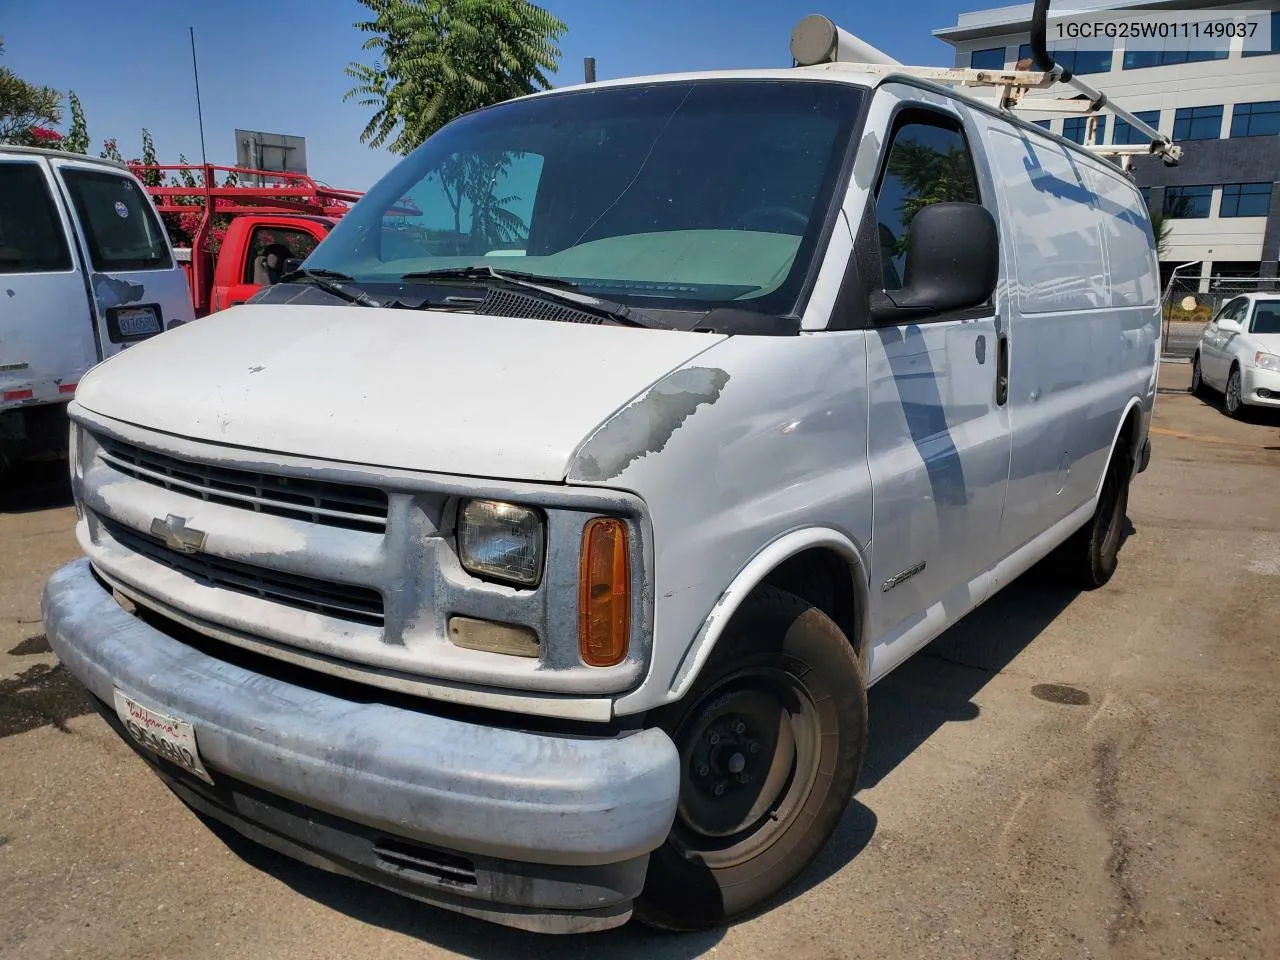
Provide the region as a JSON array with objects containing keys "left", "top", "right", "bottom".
[{"left": 2, "top": 363, "right": 1278, "bottom": 960}]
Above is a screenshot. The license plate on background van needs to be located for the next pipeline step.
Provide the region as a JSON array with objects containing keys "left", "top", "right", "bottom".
[
  {"left": 112, "top": 689, "right": 213, "bottom": 784},
  {"left": 115, "top": 306, "right": 161, "bottom": 337}
]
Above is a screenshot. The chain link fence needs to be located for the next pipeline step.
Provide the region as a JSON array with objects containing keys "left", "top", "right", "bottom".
[{"left": 1160, "top": 264, "right": 1280, "bottom": 360}]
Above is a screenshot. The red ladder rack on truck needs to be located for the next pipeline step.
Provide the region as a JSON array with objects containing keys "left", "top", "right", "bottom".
[{"left": 135, "top": 164, "right": 364, "bottom": 317}]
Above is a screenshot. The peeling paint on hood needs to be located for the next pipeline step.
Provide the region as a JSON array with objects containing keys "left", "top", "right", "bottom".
[{"left": 569, "top": 367, "right": 731, "bottom": 481}]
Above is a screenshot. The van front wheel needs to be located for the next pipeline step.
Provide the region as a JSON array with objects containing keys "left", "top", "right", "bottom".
[
  {"left": 634, "top": 586, "right": 867, "bottom": 931},
  {"left": 1051, "top": 440, "right": 1132, "bottom": 590}
]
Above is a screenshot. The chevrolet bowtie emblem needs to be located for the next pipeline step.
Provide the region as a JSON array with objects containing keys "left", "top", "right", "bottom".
[{"left": 150, "top": 514, "right": 207, "bottom": 555}]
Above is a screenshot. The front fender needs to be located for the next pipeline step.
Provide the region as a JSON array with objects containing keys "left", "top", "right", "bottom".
[{"left": 666, "top": 526, "right": 871, "bottom": 702}]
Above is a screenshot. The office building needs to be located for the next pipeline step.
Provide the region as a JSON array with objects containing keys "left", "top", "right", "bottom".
[{"left": 934, "top": 0, "right": 1280, "bottom": 287}]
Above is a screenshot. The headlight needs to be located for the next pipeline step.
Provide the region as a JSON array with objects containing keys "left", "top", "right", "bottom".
[
  {"left": 457, "top": 499, "right": 544, "bottom": 587},
  {"left": 1254, "top": 352, "right": 1280, "bottom": 373}
]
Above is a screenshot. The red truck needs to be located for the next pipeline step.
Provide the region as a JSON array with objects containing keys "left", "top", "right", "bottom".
[{"left": 137, "top": 164, "right": 364, "bottom": 318}]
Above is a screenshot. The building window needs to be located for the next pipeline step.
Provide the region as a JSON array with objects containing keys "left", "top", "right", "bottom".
[
  {"left": 1071, "top": 48, "right": 1113, "bottom": 74},
  {"left": 1031, "top": 119, "right": 1052, "bottom": 130},
  {"left": 1230, "top": 101, "right": 1280, "bottom": 138},
  {"left": 1220, "top": 183, "right": 1272, "bottom": 218},
  {"left": 1211, "top": 262, "right": 1261, "bottom": 281},
  {"left": 1062, "top": 116, "right": 1106, "bottom": 144},
  {"left": 1164, "top": 185, "right": 1215, "bottom": 218},
  {"left": 1139, "top": 187, "right": 1156, "bottom": 210},
  {"left": 1242, "top": 11, "right": 1279, "bottom": 57},
  {"left": 1172, "top": 105, "right": 1223, "bottom": 140},
  {"left": 970, "top": 47, "right": 1006, "bottom": 69},
  {"left": 1018, "top": 43, "right": 1112, "bottom": 74},
  {"left": 1112, "top": 110, "right": 1161, "bottom": 144},
  {"left": 1123, "top": 45, "right": 1228, "bottom": 70}
]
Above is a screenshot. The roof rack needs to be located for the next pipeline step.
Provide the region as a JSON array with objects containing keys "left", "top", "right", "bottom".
[
  {"left": 790, "top": 0, "right": 1182, "bottom": 169},
  {"left": 135, "top": 163, "right": 364, "bottom": 219}
]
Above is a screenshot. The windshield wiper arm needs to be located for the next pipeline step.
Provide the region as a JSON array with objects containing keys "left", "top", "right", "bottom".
[
  {"left": 399, "top": 265, "right": 668, "bottom": 329},
  {"left": 279, "top": 267, "right": 383, "bottom": 307},
  {"left": 400, "top": 265, "right": 579, "bottom": 289}
]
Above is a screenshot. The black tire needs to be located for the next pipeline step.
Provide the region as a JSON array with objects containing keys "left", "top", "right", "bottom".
[
  {"left": 1190, "top": 352, "right": 1208, "bottom": 398},
  {"left": 1051, "top": 439, "right": 1132, "bottom": 590},
  {"left": 1224, "top": 365, "right": 1245, "bottom": 419},
  {"left": 634, "top": 586, "right": 867, "bottom": 931}
]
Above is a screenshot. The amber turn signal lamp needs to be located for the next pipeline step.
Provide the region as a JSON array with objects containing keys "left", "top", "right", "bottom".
[{"left": 578, "top": 518, "right": 630, "bottom": 667}]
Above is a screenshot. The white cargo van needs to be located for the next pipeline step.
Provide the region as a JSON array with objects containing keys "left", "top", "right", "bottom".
[
  {"left": 0, "top": 147, "right": 192, "bottom": 471},
  {"left": 42, "top": 16, "right": 1161, "bottom": 936}
]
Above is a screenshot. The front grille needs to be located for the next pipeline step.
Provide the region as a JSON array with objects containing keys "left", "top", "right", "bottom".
[
  {"left": 98, "top": 513, "right": 384, "bottom": 626},
  {"left": 94, "top": 434, "right": 388, "bottom": 534}
]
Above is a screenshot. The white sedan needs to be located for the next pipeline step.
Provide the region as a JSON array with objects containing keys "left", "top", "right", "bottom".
[{"left": 1191, "top": 293, "right": 1280, "bottom": 417}]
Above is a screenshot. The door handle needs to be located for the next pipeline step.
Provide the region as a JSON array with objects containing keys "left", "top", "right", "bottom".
[{"left": 995, "top": 333, "right": 1009, "bottom": 406}]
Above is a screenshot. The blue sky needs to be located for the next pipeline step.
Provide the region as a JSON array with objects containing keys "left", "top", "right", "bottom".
[{"left": 1, "top": 0, "right": 969, "bottom": 190}]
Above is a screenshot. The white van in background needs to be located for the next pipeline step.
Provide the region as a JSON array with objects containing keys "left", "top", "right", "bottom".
[
  {"left": 0, "top": 147, "right": 192, "bottom": 471},
  {"left": 43, "top": 24, "right": 1160, "bottom": 937}
]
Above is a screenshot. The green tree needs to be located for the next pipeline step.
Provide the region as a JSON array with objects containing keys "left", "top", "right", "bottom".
[
  {"left": 0, "top": 39, "right": 63, "bottom": 143},
  {"left": 1147, "top": 208, "right": 1173, "bottom": 261},
  {"left": 344, "top": 0, "right": 566, "bottom": 156},
  {"left": 434, "top": 150, "right": 529, "bottom": 251},
  {"left": 174, "top": 153, "right": 199, "bottom": 189},
  {"left": 64, "top": 90, "right": 89, "bottom": 154},
  {"left": 884, "top": 140, "right": 978, "bottom": 256},
  {"left": 138, "top": 127, "right": 163, "bottom": 186}
]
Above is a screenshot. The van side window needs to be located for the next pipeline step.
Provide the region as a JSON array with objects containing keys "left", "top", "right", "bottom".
[
  {"left": 60, "top": 168, "right": 173, "bottom": 272},
  {"left": 874, "top": 114, "right": 980, "bottom": 290},
  {"left": 0, "top": 163, "right": 72, "bottom": 274}
]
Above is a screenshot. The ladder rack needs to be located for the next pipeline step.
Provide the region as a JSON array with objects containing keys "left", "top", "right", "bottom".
[{"left": 790, "top": 0, "right": 1182, "bottom": 169}]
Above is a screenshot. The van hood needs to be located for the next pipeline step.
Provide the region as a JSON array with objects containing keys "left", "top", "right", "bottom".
[{"left": 75, "top": 304, "right": 726, "bottom": 482}]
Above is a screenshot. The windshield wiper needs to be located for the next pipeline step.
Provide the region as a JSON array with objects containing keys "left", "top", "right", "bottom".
[
  {"left": 399, "top": 265, "right": 668, "bottom": 329},
  {"left": 401, "top": 265, "right": 580, "bottom": 289},
  {"left": 279, "top": 267, "right": 383, "bottom": 307}
]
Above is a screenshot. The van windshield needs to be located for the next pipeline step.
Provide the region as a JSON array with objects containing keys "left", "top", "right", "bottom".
[{"left": 306, "top": 79, "right": 865, "bottom": 315}]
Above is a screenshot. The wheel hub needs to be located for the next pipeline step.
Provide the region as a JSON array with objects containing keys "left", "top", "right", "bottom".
[
  {"left": 674, "top": 684, "right": 800, "bottom": 840},
  {"left": 690, "top": 713, "right": 766, "bottom": 793}
]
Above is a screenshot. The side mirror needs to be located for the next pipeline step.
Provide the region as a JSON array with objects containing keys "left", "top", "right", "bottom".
[
  {"left": 282, "top": 257, "right": 304, "bottom": 275},
  {"left": 869, "top": 202, "right": 999, "bottom": 324},
  {"left": 1218, "top": 316, "right": 1242, "bottom": 333}
]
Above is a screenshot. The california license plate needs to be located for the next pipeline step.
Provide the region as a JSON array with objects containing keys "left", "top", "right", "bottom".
[
  {"left": 115, "top": 306, "right": 161, "bottom": 337},
  {"left": 113, "top": 689, "right": 213, "bottom": 784}
]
